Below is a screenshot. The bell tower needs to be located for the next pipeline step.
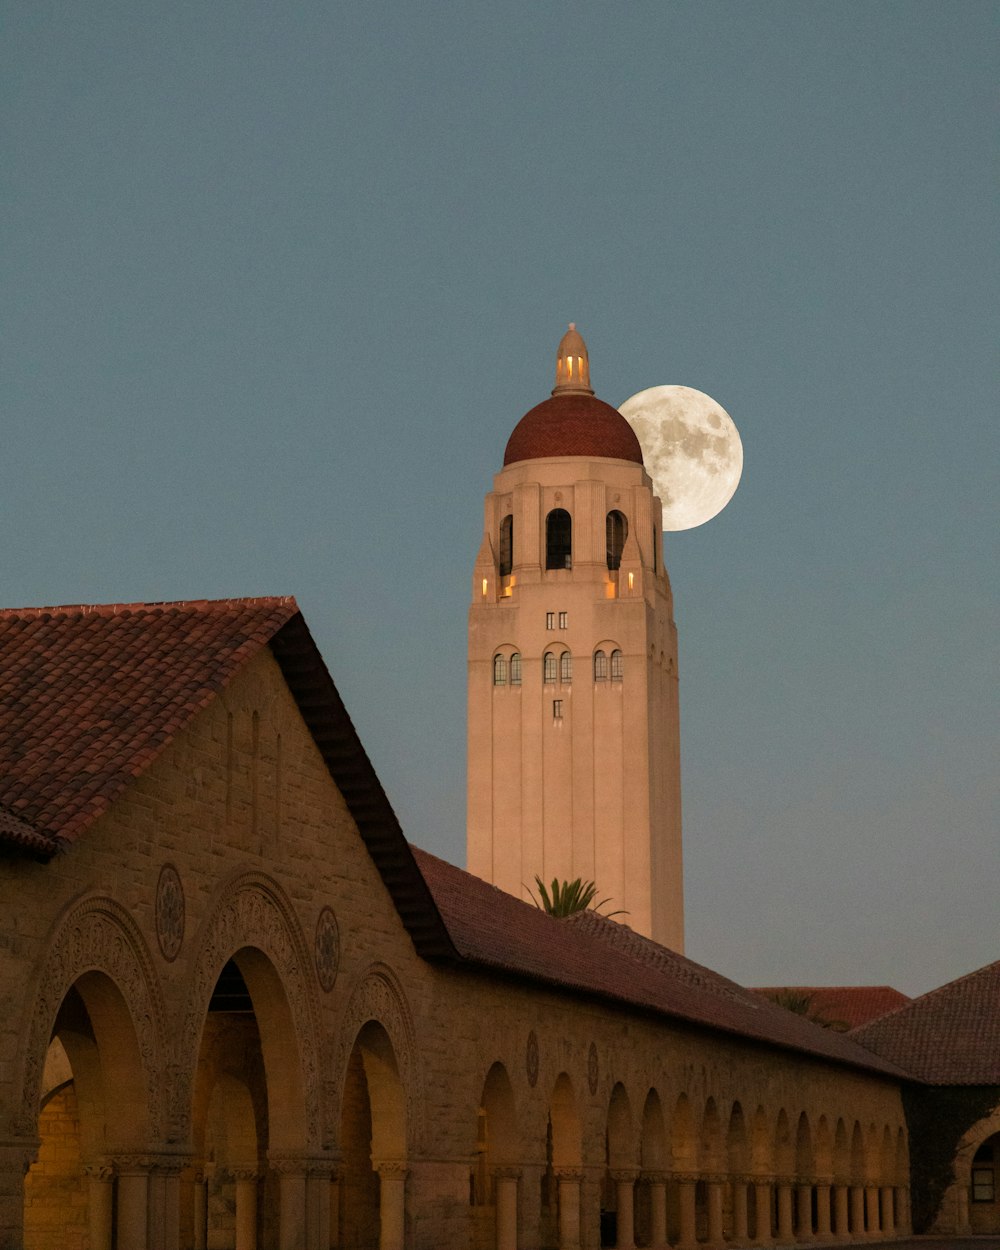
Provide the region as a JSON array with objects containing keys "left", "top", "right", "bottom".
[{"left": 466, "top": 327, "right": 684, "bottom": 950}]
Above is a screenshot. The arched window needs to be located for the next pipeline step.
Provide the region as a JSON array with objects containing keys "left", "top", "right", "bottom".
[
  {"left": 543, "top": 652, "right": 557, "bottom": 683},
  {"left": 510, "top": 653, "right": 522, "bottom": 685},
  {"left": 606, "top": 510, "right": 628, "bottom": 570},
  {"left": 610, "top": 649, "right": 624, "bottom": 681},
  {"left": 493, "top": 654, "right": 507, "bottom": 686},
  {"left": 545, "top": 509, "right": 572, "bottom": 570},
  {"left": 594, "top": 650, "right": 607, "bottom": 681},
  {"left": 560, "top": 652, "right": 572, "bottom": 683},
  {"left": 499, "top": 514, "right": 513, "bottom": 577}
]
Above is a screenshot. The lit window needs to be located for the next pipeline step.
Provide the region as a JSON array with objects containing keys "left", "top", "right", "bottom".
[
  {"left": 560, "top": 652, "right": 572, "bottom": 683},
  {"left": 493, "top": 654, "right": 507, "bottom": 686},
  {"left": 606, "top": 510, "right": 628, "bottom": 570},
  {"left": 545, "top": 508, "right": 572, "bottom": 570},
  {"left": 499, "top": 514, "right": 513, "bottom": 577},
  {"left": 558, "top": 611, "right": 568, "bottom": 629},
  {"left": 553, "top": 699, "right": 563, "bottom": 719},
  {"left": 543, "top": 652, "right": 557, "bottom": 683},
  {"left": 611, "top": 649, "right": 624, "bottom": 681},
  {"left": 594, "top": 650, "right": 607, "bottom": 681},
  {"left": 510, "top": 653, "right": 521, "bottom": 685},
  {"left": 546, "top": 612, "right": 555, "bottom": 630},
  {"left": 973, "top": 1139, "right": 997, "bottom": 1202}
]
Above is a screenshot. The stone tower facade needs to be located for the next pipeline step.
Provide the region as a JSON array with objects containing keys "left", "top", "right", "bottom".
[{"left": 467, "top": 327, "right": 684, "bottom": 950}]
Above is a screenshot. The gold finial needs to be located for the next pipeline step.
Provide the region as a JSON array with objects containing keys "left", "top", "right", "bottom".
[{"left": 552, "top": 322, "right": 593, "bottom": 396}]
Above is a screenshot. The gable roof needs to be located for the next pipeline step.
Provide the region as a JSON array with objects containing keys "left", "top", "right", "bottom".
[
  {"left": 0, "top": 597, "right": 457, "bottom": 958},
  {"left": 850, "top": 959, "right": 1000, "bottom": 1084},
  {"left": 412, "top": 846, "right": 909, "bottom": 1080},
  {"left": 753, "top": 985, "right": 912, "bottom": 1031}
]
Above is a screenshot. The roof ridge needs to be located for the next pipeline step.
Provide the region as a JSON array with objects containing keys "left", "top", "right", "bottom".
[{"left": 0, "top": 595, "right": 298, "bottom": 619}]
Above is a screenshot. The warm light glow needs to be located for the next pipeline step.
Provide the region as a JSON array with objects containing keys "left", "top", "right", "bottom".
[
  {"left": 481, "top": 578, "right": 488, "bottom": 597},
  {"left": 628, "top": 571, "right": 635, "bottom": 589}
]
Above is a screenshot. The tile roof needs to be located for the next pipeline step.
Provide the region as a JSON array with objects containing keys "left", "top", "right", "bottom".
[
  {"left": 753, "top": 986, "right": 912, "bottom": 1031},
  {"left": 0, "top": 597, "right": 457, "bottom": 958},
  {"left": 411, "top": 846, "right": 908, "bottom": 1080},
  {"left": 504, "top": 394, "right": 645, "bottom": 465},
  {"left": 850, "top": 960, "right": 1000, "bottom": 1084},
  {"left": 0, "top": 598, "right": 299, "bottom": 848}
]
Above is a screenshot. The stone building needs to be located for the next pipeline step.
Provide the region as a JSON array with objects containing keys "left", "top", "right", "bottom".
[{"left": 0, "top": 333, "right": 996, "bottom": 1249}]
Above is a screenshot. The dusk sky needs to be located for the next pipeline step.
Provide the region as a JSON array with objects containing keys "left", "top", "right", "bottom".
[{"left": 4, "top": 2, "right": 996, "bottom": 996}]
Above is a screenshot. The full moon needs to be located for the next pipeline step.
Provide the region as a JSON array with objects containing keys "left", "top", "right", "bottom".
[{"left": 619, "top": 385, "right": 743, "bottom": 531}]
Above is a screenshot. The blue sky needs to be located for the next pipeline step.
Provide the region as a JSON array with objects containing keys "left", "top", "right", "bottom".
[{"left": 4, "top": 1, "right": 996, "bottom": 995}]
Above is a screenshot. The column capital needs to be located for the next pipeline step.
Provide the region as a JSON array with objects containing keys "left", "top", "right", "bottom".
[
  {"left": 610, "top": 1167, "right": 640, "bottom": 1184},
  {"left": 730, "top": 1172, "right": 756, "bottom": 1185},
  {"left": 374, "top": 1159, "right": 409, "bottom": 1179},
  {"left": 553, "top": 1167, "right": 583, "bottom": 1183},
  {"left": 230, "top": 1167, "right": 260, "bottom": 1183},
  {"left": 268, "top": 1150, "right": 338, "bottom": 1177},
  {"left": 773, "top": 1174, "right": 797, "bottom": 1188},
  {"left": 702, "top": 1170, "right": 727, "bottom": 1185},
  {"left": 82, "top": 1161, "right": 115, "bottom": 1182},
  {"left": 640, "top": 1168, "right": 669, "bottom": 1185},
  {"left": 671, "top": 1170, "right": 700, "bottom": 1184},
  {"left": 492, "top": 1165, "right": 522, "bottom": 1180}
]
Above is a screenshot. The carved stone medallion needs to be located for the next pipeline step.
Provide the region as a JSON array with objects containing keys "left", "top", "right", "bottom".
[
  {"left": 587, "top": 1041, "right": 599, "bottom": 1095},
  {"left": 314, "top": 906, "right": 340, "bottom": 993},
  {"left": 155, "top": 864, "right": 185, "bottom": 962},
  {"left": 526, "top": 1030, "right": 539, "bottom": 1087}
]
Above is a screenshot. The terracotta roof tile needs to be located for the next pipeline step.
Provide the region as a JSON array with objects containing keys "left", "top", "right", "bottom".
[
  {"left": 504, "top": 394, "right": 644, "bottom": 466},
  {"left": 0, "top": 597, "right": 298, "bottom": 847},
  {"left": 753, "top": 986, "right": 912, "bottom": 1030},
  {"left": 412, "top": 846, "right": 908, "bottom": 1079},
  {"left": 850, "top": 960, "right": 1000, "bottom": 1084}
]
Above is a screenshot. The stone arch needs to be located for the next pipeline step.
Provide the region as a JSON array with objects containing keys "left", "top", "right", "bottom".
[
  {"left": 948, "top": 1101, "right": 1000, "bottom": 1227},
  {"left": 473, "top": 1062, "right": 520, "bottom": 1247},
  {"left": 833, "top": 1118, "right": 850, "bottom": 1181},
  {"left": 880, "top": 1124, "right": 895, "bottom": 1186},
  {"left": 850, "top": 1121, "right": 866, "bottom": 1183},
  {"left": 815, "top": 1115, "right": 833, "bottom": 1177},
  {"left": 177, "top": 872, "right": 324, "bottom": 1151},
  {"left": 16, "top": 893, "right": 166, "bottom": 1140},
  {"left": 550, "top": 1073, "right": 582, "bottom": 1169},
  {"left": 480, "top": 1061, "right": 518, "bottom": 1167},
  {"left": 796, "top": 1112, "right": 814, "bottom": 1176},
  {"left": 751, "top": 1105, "right": 772, "bottom": 1175},
  {"left": 895, "top": 1125, "right": 909, "bottom": 1186},
  {"left": 671, "top": 1093, "right": 696, "bottom": 1169},
  {"left": 607, "top": 1083, "right": 635, "bottom": 1170},
  {"left": 640, "top": 1089, "right": 667, "bottom": 1172},
  {"left": 700, "top": 1097, "right": 723, "bottom": 1171},
  {"left": 334, "top": 962, "right": 420, "bottom": 1153},
  {"left": 727, "top": 1101, "right": 749, "bottom": 1173},
  {"left": 774, "top": 1109, "right": 794, "bottom": 1175}
]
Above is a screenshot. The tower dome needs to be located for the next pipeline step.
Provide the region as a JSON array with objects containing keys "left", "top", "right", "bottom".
[{"left": 503, "top": 325, "right": 644, "bottom": 466}]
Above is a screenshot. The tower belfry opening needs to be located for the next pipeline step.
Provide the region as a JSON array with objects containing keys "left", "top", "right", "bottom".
[{"left": 467, "top": 328, "right": 684, "bottom": 950}]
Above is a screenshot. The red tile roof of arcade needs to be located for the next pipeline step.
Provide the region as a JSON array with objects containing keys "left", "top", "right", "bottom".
[
  {"left": 850, "top": 959, "right": 1000, "bottom": 1084},
  {"left": 0, "top": 597, "right": 457, "bottom": 958},
  {"left": 411, "top": 846, "right": 910, "bottom": 1080},
  {"left": 753, "top": 985, "right": 912, "bottom": 1030}
]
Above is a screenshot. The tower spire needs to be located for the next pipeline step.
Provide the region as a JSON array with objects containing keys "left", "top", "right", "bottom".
[{"left": 552, "top": 323, "right": 594, "bottom": 396}]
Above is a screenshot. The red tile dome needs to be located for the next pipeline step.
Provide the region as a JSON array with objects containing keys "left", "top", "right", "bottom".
[{"left": 504, "top": 393, "right": 645, "bottom": 466}]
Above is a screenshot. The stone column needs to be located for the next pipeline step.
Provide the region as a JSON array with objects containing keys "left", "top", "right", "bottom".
[
  {"left": 554, "top": 1169, "right": 582, "bottom": 1249},
  {"left": 864, "top": 1185, "right": 880, "bottom": 1236},
  {"left": 879, "top": 1186, "right": 894, "bottom": 1237},
  {"left": 305, "top": 1161, "right": 333, "bottom": 1250},
  {"left": 730, "top": 1174, "right": 750, "bottom": 1244},
  {"left": 191, "top": 1169, "right": 207, "bottom": 1250},
  {"left": 814, "top": 1180, "right": 832, "bottom": 1240},
  {"left": 775, "top": 1178, "right": 794, "bottom": 1244},
  {"left": 329, "top": 1172, "right": 341, "bottom": 1248},
  {"left": 849, "top": 1184, "right": 865, "bottom": 1237},
  {"left": 752, "top": 1179, "right": 773, "bottom": 1245},
  {"left": 0, "top": 1139, "right": 36, "bottom": 1250},
  {"left": 148, "top": 1157, "right": 184, "bottom": 1250},
  {"left": 893, "top": 1185, "right": 910, "bottom": 1236},
  {"left": 232, "top": 1169, "right": 259, "bottom": 1250},
  {"left": 796, "top": 1180, "right": 813, "bottom": 1241},
  {"left": 675, "top": 1173, "right": 698, "bottom": 1249},
  {"left": 706, "top": 1173, "right": 725, "bottom": 1247},
  {"left": 611, "top": 1168, "right": 639, "bottom": 1249},
  {"left": 642, "top": 1170, "right": 669, "bottom": 1248},
  {"left": 494, "top": 1167, "right": 521, "bottom": 1250},
  {"left": 269, "top": 1156, "right": 307, "bottom": 1250},
  {"left": 375, "top": 1161, "right": 408, "bottom": 1250},
  {"left": 114, "top": 1156, "right": 151, "bottom": 1250},
  {"left": 832, "top": 1183, "right": 849, "bottom": 1240},
  {"left": 82, "top": 1163, "right": 114, "bottom": 1250}
]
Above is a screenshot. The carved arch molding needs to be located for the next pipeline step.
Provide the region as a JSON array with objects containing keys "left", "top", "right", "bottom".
[
  {"left": 16, "top": 895, "right": 167, "bottom": 1138},
  {"left": 334, "top": 962, "right": 422, "bottom": 1152},
  {"left": 172, "top": 872, "right": 324, "bottom": 1147}
]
